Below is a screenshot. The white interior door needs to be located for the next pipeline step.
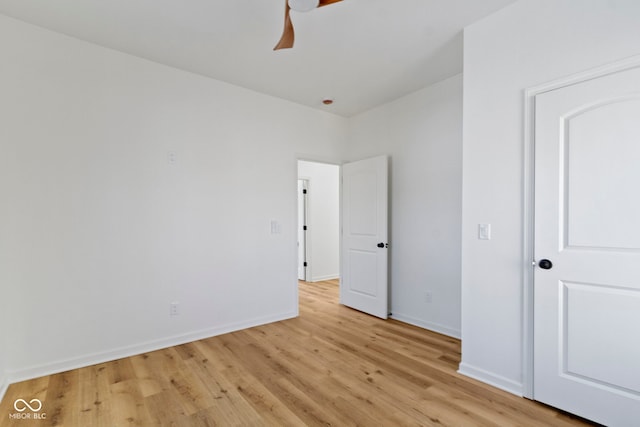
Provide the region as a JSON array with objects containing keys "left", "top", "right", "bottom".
[
  {"left": 297, "top": 179, "right": 308, "bottom": 281},
  {"left": 534, "top": 65, "right": 640, "bottom": 426},
  {"left": 341, "top": 156, "right": 388, "bottom": 319}
]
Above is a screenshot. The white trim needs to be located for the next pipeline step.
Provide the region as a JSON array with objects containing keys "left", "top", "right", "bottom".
[
  {"left": 309, "top": 274, "right": 339, "bottom": 282},
  {"left": 458, "top": 362, "right": 523, "bottom": 397},
  {"left": 5, "top": 311, "right": 296, "bottom": 386},
  {"left": 521, "top": 83, "right": 536, "bottom": 399},
  {"left": 390, "top": 312, "right": 461, "bottom": 339},
  {"left": 304, "top": 178, "right": 313, "bottom": 282},
  {"left": 527, "top": 54, "right": 640, "bottom": 97},
  {"left": 297, "top": 177, "right": 310, "bottom": 282},
  {"left": 521, "top": 53, "right": 640, "bottom": 401}
]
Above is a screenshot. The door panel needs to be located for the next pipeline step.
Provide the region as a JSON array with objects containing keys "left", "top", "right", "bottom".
[
  {"left": 341, "top": 156, "right": 388, "bottom": 319},
  {"left": 534, "top": 66, "right": 640, "bottom": 426},
  {"left": 347, "top": 171, "right": 379, "bottom": 235},
  {"left": 565, "top": 98, "right": 640, "bottom": 249},
  {"left": 563, "top": 282, "right": 640, "bottom": 394},
  {"left": 347, "top": 249, "right": 378, "bottom": 297}
]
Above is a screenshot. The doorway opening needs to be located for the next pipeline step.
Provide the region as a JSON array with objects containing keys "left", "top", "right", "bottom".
[
  {"left": 297, "top": 160, "right": 340, "bottom": 285},
  {"left": 296, "top": 155, "right": 389, "bottom": 319}
]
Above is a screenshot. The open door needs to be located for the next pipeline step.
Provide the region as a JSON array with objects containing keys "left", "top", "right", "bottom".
[
  {"left": 340, "top": 156, "right": 388, "bottom": 319},
  {"left": 297, "top": 179, "right": 308, "bottom": 281}
]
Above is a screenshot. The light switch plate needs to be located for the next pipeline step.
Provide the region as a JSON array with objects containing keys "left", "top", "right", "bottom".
[{"left": 478, "top": 223, "right": 491, "bottom": 240}]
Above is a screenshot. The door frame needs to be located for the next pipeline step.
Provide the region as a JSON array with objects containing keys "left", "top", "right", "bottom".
[
  {"left": 294, "top": 156, "right": 342, "bottom": 286},
  {"left": 297, "top": 178, "right": 309, "bottom": 281},
  {"left": 521, "top": 54, "right": 640, "bottom": 399}
]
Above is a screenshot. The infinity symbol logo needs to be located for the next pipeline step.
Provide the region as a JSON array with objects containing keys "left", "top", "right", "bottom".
[{"left": 14, "top": 398, "right": 43, "bottom": 412}]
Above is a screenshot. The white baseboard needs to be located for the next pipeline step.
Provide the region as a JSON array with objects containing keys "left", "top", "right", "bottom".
[
  {"left": 310, "top": 274, "right": 339, "bottom": 282},
  {"left": 6, "top": 311, "right": 297, "bottom": 386},
  {"left": 390, "top": 312, "right": 461, "bottom": 339},
  {"left": 458, "top": 362, "right": 523, "bottom": 396}
]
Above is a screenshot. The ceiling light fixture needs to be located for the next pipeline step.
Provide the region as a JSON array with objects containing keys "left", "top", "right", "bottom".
[
  {"left": 274, "top": 0, "right": 343, "bottom": 50},
  {"left": 288, "top": 0, "right": 320, "bottom": 12}
]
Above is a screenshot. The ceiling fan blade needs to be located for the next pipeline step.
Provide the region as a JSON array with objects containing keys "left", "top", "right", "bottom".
[
  {"left": 274, "top": 3, "right": 295, "bottom": 50},
  {"left": 318, "top": 0, "right": 342, "bottom": 7}
]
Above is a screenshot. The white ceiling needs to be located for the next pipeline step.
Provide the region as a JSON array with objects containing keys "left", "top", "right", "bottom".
[{"left": 0, "top": 0, "right": 516, "bottom": 117}]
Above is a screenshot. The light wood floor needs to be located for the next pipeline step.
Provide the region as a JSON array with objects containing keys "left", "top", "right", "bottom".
[{"left": 0, "top": 279, "right": 596, "bottom": 426}]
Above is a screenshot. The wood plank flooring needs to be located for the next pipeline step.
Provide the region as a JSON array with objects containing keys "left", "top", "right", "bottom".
[{"left": 0, "top": 279, "right": 596, "bottom": 426}]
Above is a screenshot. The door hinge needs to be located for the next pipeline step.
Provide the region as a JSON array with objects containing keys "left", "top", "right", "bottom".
[
  {"left": 302, "top": 189, "right": 307, "bottom": 194},
  {"left": 303, "top": 225, "right": 307, "bottom": 231},
  {"left": 303, "top": 262, "right": 308, "bottom": 267}
]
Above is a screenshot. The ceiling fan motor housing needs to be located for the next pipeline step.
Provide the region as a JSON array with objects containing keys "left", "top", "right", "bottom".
[{"left": 288, "top": 0, "right": 320, "bottom": 12}]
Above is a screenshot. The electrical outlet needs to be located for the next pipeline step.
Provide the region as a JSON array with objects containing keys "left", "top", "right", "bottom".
[
  {"left": 170, "top": 302, "right": 179, "bottom": 316},
  {"left": 425, "top": 292, "right": 433, "bottom": 304}
]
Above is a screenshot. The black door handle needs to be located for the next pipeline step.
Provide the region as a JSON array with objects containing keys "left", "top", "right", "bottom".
[
  {"left": 377, "top": 242, "right": 388, "bottom": 248},
  {"left": 538, "top": 259, "right": 553, "bottom": 270}
]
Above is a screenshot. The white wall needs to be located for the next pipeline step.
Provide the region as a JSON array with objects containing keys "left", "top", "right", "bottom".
[
  {"left": 0, "top": 14, "right": 347, "bottom": 384},
  {"left": 298, "top": 161, "right": 340, "bottom": 282},
  {"left": 346, "top": 75, "right": 463, "bottom": 338},
  {"left": 0, "top": 309, "right": 7, "bottom": 400},
  {"left": 461, "top": 0, "right": 640, "bottom": 394}
]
